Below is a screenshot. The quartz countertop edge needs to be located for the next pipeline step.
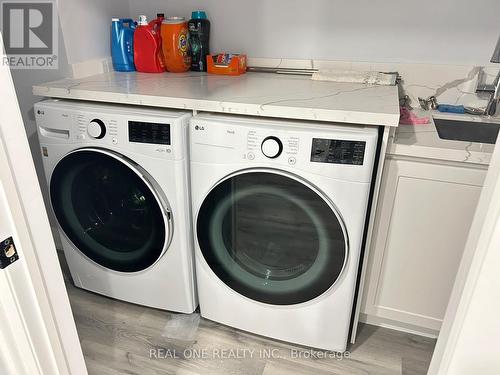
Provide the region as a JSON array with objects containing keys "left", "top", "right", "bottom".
[{"left": 32, "top": 71, "right": 401, "bottom": 127}]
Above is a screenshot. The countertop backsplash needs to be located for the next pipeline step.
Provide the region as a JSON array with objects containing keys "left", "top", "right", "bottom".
[
  {"left": 69, "top": 56, "right": 499, "bottom": 114},
  {"left": 246, "top": 57, "right": 498, "bottom": 111}
]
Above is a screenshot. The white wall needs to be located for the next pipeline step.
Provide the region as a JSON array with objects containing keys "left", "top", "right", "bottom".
[
  {"left": 58, "top": 0, "right": 131, "bottom": 64},
  {"left": 129, "top": 0, "right": 500, "bottom": 65},
  {"left": 10, "top": 0, "right": 131, "bottom": 238},
  {"left": 10, "top": 22, "right": 70, "bottom": 239}
]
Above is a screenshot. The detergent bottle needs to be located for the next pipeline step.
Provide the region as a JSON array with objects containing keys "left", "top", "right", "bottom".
[
  {"left": 188, "top": 11, "right": 210, "bottom": 71},
  {"left": 111, "top": 18, "right": 136, "bottom": 71},
  {"left": 161, "top": 17, "right": 191, "bottom": 72},
  {"left": 133, "top": 15, "right": 166, "bottom": 73}
]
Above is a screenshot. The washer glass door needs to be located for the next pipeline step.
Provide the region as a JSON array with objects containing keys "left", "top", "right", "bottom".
[
  {"left": 50, "top": 149, "right": 168, "bottom": 272},
  {"left": 197, "top": 171, "right": 347, "bottom": 305}
]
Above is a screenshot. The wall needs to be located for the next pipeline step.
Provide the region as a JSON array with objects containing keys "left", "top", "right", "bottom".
[
  {"left": 10, "top": 22, "right": 70, "bottom": 242},
  {"left": 11, "top": 0, "right": 131, "bottom": 151},
  {"left": 58, "top": 0, "right": 131, "bottom": 65},
  {"left": 129, "top": 0, "right": 500, "bottom": 65},
  {"left": 9, "top": 0, "right": 131, "bottom": 240}
]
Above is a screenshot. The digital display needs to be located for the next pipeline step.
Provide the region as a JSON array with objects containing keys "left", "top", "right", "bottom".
[
  {"left": 128, "top": 121, "right": 171, "bottom": 145},
  {"left": 310, "top": 138, "right": 366, "bottom": 165}
]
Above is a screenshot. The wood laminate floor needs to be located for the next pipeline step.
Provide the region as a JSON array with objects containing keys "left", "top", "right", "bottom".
[{"left": 60, "top": 254, "right": 436, "bottom": 375}]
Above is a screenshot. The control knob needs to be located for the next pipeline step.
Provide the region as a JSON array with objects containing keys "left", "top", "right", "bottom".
[
  {"left": 261, "top": 136, "right": 283, "bottom": 159},
  {"left": 87, "top": 119, "right": 106, "bottom": 139}
]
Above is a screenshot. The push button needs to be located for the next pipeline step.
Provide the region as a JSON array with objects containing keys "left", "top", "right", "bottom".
[{"left": 288, "top": 156, "right": 296, "bottom": 165}]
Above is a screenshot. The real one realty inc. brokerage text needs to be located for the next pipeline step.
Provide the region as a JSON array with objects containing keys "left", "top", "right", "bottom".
[{"left": 150, "top": 348, "right": 351, "bottom": 360}]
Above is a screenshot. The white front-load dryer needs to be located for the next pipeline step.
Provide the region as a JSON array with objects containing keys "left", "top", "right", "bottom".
[
  {"left": 36, "top": 99, "right": 197, "bottom": 313},
  {"left": 190, "top": 113, "right": 378, "bottom": 351}
]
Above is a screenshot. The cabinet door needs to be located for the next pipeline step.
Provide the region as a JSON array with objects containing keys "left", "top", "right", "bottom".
[{"left": 362, "top": 157, "right": 486, "bottom": 332}]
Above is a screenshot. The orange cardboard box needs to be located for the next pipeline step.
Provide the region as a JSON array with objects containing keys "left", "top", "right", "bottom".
[{"left": 207, "top": 54, "right": 247, "bottom": 76}]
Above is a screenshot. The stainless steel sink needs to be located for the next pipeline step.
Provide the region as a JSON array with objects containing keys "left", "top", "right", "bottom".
[{"left": 434, "top": 118, "right": 500, "bottom": 144}]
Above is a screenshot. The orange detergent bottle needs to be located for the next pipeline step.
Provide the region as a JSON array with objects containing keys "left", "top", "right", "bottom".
[{"left": 161, "top": 17, "right": 191, "bottom": 73}]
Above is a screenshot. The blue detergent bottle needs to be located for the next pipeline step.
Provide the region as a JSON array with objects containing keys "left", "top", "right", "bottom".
[{"left": 111, "top": 18, "right": 136, "bottom": 71}]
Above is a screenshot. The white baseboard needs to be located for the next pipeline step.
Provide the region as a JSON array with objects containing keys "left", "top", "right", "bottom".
[{"left": 360, "top": 313, "right": 439, "bottom": 339}]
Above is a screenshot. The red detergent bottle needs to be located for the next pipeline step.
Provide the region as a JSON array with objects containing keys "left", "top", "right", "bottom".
[{"left": 133, "top": 15, "right": 165, "bottom": 73}]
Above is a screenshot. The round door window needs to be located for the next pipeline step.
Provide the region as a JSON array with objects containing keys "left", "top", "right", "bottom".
[
  {"left": 50, "top": 150, "right": 167, "bottom": 272},
  {"left": 197, "top": 171, "right": 347, "bottom": 305}
]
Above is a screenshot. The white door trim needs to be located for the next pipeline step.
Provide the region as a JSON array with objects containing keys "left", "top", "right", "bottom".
[
  {"left": 428, "top": 131, "right": 500, "bottom": 373},
  {"left": 0, "top": 32, "right": 87, "bottom": 375}
]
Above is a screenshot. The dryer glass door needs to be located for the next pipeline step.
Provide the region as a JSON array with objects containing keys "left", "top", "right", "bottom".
[
  {"left": 50, "top": 149, "right": 168, "bottom": 272},
  {"left": 197, "top": 171, "right": 348, "bottom": 305}
]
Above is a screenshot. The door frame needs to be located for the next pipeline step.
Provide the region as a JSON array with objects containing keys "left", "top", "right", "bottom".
[{"left": 0, "top": 32, "right": 87, "bottom": 375}]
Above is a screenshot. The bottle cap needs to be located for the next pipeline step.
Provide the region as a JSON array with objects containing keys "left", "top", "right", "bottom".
[
  {"left": 138, "top": 15, "right": 148, "bottom": 25},
  {"left": 163, "top": 16, "right": 185, "bottom": 24},
  {"left": 111, "top": 17, "right": 120, "bottom": 22},
  {"left": 157, "top": 13, "right": 165, "bottom": 18},
  {"left": 191, "top": 11, "right": 207, "bottom": 19}
]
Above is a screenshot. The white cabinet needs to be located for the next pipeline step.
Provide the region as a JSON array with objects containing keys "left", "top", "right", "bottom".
[{"left": 361, "top": 156, "right": 487, "bottom": 335}]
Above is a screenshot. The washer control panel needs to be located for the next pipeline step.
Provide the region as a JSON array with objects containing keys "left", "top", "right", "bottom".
[
  {"left": 34, "top": 100, "right": 193, "bottom": 162},
  {"left": 128, "top": 121, "right": 171, "bottom": 145},
  {"left": 76, "top": 116, "right": 172, "bottom": 146},
  {"left": 77, "top": 114, "right": 118, "bottom": 144}
]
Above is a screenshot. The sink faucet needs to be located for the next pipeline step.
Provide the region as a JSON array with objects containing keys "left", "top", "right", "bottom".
[{"left": 476, "top": 35, "right": 500, "bottom": 116}]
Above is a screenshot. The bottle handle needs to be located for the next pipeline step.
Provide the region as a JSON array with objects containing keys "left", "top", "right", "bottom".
[
  {"left": 121, "top": 18, "right": 136, "bottom": 29},
  {"left": 149, "top": 18, "right": 162, "bottom": 32}
]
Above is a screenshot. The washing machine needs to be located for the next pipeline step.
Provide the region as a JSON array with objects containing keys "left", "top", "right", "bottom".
[
  {"left": 190, "top": 113, "right": 378, "bottom": 351},
  {"left": 35, "top": 99, "right": 197, "bottom": 313}
]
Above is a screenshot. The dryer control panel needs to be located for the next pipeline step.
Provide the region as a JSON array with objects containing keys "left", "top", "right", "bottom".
[
  {"left": 190, "top": 113, "right": 379, "bottom": 184},
  {"left": 247, "top": 130, "right": 300, "bottom": 165},
  {"left": 310, "top": 138, "right": 366, "bottom": 165}
]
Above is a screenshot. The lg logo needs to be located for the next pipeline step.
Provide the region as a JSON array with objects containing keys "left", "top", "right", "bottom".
[
  {"left": 195, "top": 125, "right": 205, "bottom": 131},
  {"left": 1, "top": 1, "right": 58, "bottom": 69}
]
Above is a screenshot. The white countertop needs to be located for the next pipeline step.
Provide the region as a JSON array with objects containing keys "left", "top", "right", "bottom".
[
  {"left": 389, "top": 110, "right": 495, "bottom": 165},
  {"left": 32, "top": 71, "right": 400, "bottom": 127}
]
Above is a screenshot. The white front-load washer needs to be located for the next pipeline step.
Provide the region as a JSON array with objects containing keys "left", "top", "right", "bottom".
[
  {"left": 36, "top": 99, "right": 197, "bottom": 313},
  {"left": 190, "top": 113, "right": 378, "bottom": 351}
]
